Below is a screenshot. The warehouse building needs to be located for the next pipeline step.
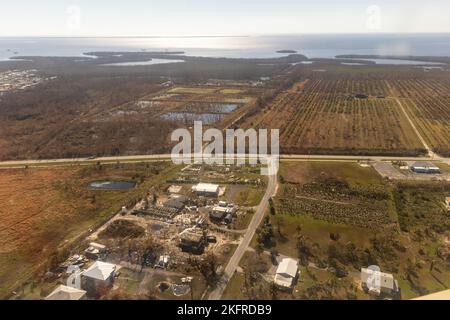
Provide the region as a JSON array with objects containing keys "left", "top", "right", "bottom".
[
  {"left": 192, "top": 183, "right": 220, "bottom": 197},
  {"left": 410, "top": 161, "right": 441, "bottom": 174}
]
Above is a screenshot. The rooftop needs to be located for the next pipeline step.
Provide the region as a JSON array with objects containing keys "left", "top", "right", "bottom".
[
  {"left": 192, "top": 183, "right": 220, "bottom": 193},
  {"left": 45, "top": 285, "right": 86, "bottom": 301},
  {"left": 411, "top": 161, "right": 440, "bottom": 169},
  {"left": 274, "top": 258, "right": 299, "bottom": 288},
  {"left": 276, "top": 258, "right": 299, "bottom": 278},
  {"left": 82, "top": 261, "right": 116, "bottom": 281},
  {"left": 361, "top": 268, "right": 396, "bottom": 290}
]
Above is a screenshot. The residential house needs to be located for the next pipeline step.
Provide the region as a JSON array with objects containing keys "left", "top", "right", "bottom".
[
  {"left": 274, "top": 258, "right": 299, "bottom": 289},
  {"left": 81, "top": 261, "right": 117, "bottom": 297},
  {"left": 361, "top": 268, "right": 400, "bottom": 297},
  {"left": 45, "top": 285, "right": 87, "bottom": 301}
]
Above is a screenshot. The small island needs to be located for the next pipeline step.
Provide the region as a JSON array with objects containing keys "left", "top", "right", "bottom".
[{"left": 277, "top": 50, "right": 297, "bottom": 54}]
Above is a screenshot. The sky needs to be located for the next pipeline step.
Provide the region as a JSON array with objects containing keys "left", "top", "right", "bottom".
[{"left": 1, "top": 0, "right": 449, "bottom": 36}]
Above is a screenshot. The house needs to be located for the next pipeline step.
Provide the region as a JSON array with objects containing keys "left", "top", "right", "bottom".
[
  {"left": 274, "top": 258, "right": 299, "bottom": 289},
  {"left": 210, "top": 206, "right": 229, "bottom": 221},
  {"left": 361, "top": 268, "right": 400, "bottom": 297},
  {"left": 410, "top": 161, "right": 441, "bottom": 174},
  {"left": 179, "top": 230, "right": 207, "bottom": 254},
  {"left": 81, "top": 261, "right": 117, "bottom": 297},
  {"left": 45, "top": 285, "right": 87, "bottom": 301},
  {"left": 84, "top": 242, "right": 107, "bottom": 260},
  {"left": 192, "top": 183, "right": 220, "bottom": 197}
]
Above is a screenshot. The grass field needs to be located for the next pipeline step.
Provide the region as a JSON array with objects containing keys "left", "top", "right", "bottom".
[{"left": 0, "top": 162, "right": 176, "bottom": 299}]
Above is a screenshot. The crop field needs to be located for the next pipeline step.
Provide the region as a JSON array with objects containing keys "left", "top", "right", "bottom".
[
  {"left": 0, "top": 162, "right": 173, "bottom": 298},
  {"left": 247, "top": 79, "right": 425, "bottom": 156},
  {"left": 389, "top": 79, "right": 450, "bottom": 156}
]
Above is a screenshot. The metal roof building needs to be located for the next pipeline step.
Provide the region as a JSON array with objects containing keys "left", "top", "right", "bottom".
[
  {"left": 410, "top": 161, "right": 441, "bottom": 174},
  {"left": 192, "top": 183, "right": 220, "bottom": 197},
  {"left": 274, "top": 258, "right": 299, "bottom": 288}
]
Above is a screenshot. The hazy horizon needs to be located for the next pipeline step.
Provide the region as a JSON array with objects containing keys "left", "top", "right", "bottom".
[{"left": 1, "top": 1, "right": 450, "bottom": 37}]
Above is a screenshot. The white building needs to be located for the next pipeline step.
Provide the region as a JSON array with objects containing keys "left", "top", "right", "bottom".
[
  {"left": 410, "top": 162, "right": 441, "bottom": 174},
  {"left": 45, "top": 285, "right": 87, "bottom": 301},
  {"left": 81, "top": 261, "right": 117, "bottom": 297},
  {"left": 192, "top": 183, "right": 220, "bottom": 197},
  {"left": 361, "top": 268, "right": 399, "bottom": 296},
  {"left": 274, "top": 258, "right": 299, "bottom": 288}
]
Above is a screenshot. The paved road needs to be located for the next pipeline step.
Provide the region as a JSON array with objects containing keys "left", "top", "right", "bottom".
[
  {"left": 208, "top": 170, "right": 279, "bottom": 300},
  {"left": 1, "top": 153, "right": 448, "bottom": 169}
]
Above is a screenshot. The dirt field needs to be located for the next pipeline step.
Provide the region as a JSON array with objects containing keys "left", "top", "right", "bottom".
[{"left": 0, "top": 162, "right": 173, "bottom": 298}]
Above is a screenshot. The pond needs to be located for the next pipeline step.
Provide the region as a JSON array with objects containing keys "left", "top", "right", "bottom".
[
  {"left": 88, "top": 181, "right": 136, "bottom": 190},
  {"left": 209, "top": 103, "right": 239, "bottom": 113},
  {"left": 161, "top": 112, "right": 224, "bottom": 125}
]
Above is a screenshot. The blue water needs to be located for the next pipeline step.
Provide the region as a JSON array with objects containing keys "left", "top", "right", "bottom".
[
  {"left": 101, "top": 58, "right": 185, "bottom": 66},
  {"left": 0, "top": 34, "right": 449, "bottom": 61},
  {"left": 88, "top": 181, "right": 136, "bottom": 190},
  {"left": 161, "top": 112, "right": 224, "bottom": 125}
]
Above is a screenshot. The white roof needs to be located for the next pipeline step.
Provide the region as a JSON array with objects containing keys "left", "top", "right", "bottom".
[
  {"left": 411, "top": 162, "right": 440, "bottom": 169},
  {"left": 82, "top": 261, "right": 116, "bottom": 281},
  {"left": 192, "top": 183, "right": 220, "bottom": 193},
  {"left": 45, "top": 285, "right": 86, "bottom": 301},
  {"left": 276, "top": 259, "right": 298, "bottom": 278},
  {"left": 213, "top": 206, "right": 229, "bottom": 213},
  {"left": 274, "top": 274, "right": 294, "bottom": 287},
  {"left": 361, "top": 268, "right": 395, "bottom": 290}
]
